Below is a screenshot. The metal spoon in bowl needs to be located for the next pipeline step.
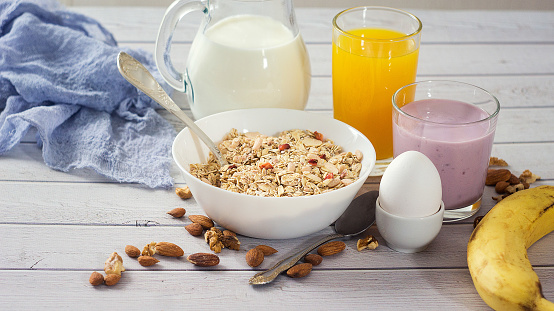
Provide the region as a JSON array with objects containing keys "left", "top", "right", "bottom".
[
  {"left": 116, "top": 52, "right": 227, "bottom": 166},
  {"left": 249, "top": 190, "right": 378, "bottom": 285}
]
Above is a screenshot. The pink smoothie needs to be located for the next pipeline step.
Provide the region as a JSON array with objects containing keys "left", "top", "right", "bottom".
[{"left": 393, "top": 99, "right": 496, "bottom": 210}]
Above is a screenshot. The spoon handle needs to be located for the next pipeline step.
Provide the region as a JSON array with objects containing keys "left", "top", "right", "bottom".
[
  {"left": 249, "top": 233, "right": 343, "bottom": 285},
  {"left": 116, "top": 52, "right": 227, "bottom": 166}
]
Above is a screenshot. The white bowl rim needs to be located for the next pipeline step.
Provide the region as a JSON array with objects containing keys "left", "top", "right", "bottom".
[{"left": 172, "top": 108, "right": 376, "bottom": 201}]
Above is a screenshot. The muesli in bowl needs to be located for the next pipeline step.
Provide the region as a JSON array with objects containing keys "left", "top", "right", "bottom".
[
  {"left": 172, "top": 108, "right": 376, "bottom": 239},
  {"left": 190, "top": 128, "right": 364, "bottom": 197}
]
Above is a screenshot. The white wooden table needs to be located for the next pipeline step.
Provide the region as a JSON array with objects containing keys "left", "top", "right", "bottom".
[{"left": 1, "top": 7, "right": 553, "bottom": 310}]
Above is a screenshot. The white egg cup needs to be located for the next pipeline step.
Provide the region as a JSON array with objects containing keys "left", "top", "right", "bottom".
[{"left": 375, "top": 197, "right": 444, "bottom": 253}]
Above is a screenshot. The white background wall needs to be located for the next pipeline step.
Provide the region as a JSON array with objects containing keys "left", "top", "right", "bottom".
[{"left": 60, "top": 0, "right": 554, "bottom": 10}]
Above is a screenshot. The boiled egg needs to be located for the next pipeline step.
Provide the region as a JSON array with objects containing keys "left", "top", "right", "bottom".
[{"left": 379, "top": 151, "right": 442, "bottom": 217}]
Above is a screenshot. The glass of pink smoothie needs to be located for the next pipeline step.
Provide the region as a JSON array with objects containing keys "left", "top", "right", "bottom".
[{"left": 392, "top": 80, "right": 500, "bottom": 222}]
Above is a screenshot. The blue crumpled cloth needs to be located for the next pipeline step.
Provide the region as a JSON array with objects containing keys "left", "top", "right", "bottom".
[{"left": 0, "top": 0, "right": 176, "bottom": 188}]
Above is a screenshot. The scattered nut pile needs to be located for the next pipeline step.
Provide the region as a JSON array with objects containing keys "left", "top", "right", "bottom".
[
  {"left": 245, "top": 245, "right": 278, "bottom": 267},
  {"left": 89, "top": 252, "right": 125, "bottom": 286},
  {"left": 472, "top": 157, "right": 542, "bottom": 228},
  {"left": 89, "top": 184, "right": 380, "bottom": 287},
  {"left": 487, "top": 157, "right": 541, "bottom": 202}
]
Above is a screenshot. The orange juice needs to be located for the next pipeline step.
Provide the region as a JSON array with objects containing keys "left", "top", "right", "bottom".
[{"left": 332, "top": 28, "right": 420, "bottom": 160}]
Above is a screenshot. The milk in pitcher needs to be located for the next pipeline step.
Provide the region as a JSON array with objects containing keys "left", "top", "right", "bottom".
[{"left": 186, "top": 14, "right": 311, "bottom": 119}]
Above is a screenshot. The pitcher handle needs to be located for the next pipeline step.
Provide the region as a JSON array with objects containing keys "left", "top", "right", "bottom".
[{"left": 155, "top": 0, "right": 206, "bottom": 92}]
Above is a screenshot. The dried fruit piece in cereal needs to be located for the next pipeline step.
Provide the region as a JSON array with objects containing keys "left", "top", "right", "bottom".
[{"left": 279, "top": 143, "right": 290, "bottom": 151}]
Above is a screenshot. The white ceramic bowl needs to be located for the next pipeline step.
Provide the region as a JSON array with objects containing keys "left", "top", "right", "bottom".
[
  {"left": 376, "top": 197, "right": 444, "bottom": 253},
  {"left": 172, "top": 108, "right": 376, "bottom": 239}
]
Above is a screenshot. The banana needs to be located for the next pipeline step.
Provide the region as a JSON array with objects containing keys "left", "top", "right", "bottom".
[{"left": 467, "top": 185, "right": 554, "bottom": 311}]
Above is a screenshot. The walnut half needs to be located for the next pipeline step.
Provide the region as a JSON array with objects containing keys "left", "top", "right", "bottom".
[
  {"left": 205, "top": 228, "right": 224, "bottom": 253},
  {"left": 357, "top": 235, "right": 379, "bottom": 251},
  {"left": 104, "top": 252, "right": 125, "bottom": 275}
]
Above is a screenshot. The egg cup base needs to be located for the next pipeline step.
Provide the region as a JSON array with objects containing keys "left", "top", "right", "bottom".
[
  {"left": 375, "top": 197, "right": 445, "bottom": 253},
  {"left": 386, "top": 243, "right": 430, "bottom": 254}
]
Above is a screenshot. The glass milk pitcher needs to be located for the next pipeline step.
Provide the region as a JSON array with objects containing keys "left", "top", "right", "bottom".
[{"left": 155, "top": 0, "right": 311, "bottom": 119}]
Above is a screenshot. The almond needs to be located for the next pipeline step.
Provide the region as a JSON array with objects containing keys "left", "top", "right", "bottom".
[
  {"left": 124, "top": 245, "right": 141, "bottom": 258},
  {"left": 317, "top": 241, "right": 346, "bottom": 256},
  {"left": 485, "top": 169, "right": 511, "bottom": 186},
  {"left": 138, "top": 255, "right": 160, "bottom": 267},
  {"left": 167, "top": 207, "right": 186, "bottom": 218},
  {"left": 245, "top": 248, "right": 264, "bottom": 267},
  {"left": 187, "top": 253, "right": 220, "bottom": 267},
  {"left": 287, "top": 263, "right": 312, "bottom": 278},
  {"left": 89, "top": 271, "right": 104, "bottom": 286},
  {"left": 495, "top": 181, "right": 510, "bottom": 194},
  {"left": 304, "top": 254, "right": 323, "bottom": 266},
  {"left": 508, "top": 174, "right": 520, "bottom": 185},
  {"left": 255, "top": 245, "right": 278, "bottom": 256},
  {"left": 188, "top": 215, "right": 214, "bottom": 229},
  {"left": 155, "top": 242, "right": 184, "bottom": 257},
  {"left": 185, "top": 223, "right": 204, "bottom": 236},
  {"left": 104, "top": 274, "right": 121, "bottom": 286}
]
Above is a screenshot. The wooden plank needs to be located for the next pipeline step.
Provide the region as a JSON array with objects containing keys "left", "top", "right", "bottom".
[
  {"left": 159, "top": 108, "right": 554, "bottom": 144},
  {"left": 64, "top": 0, "right": 554, "bottom": 10},
  {"left": 2, "top": 141, "right": 551, "bottom": 185},
  {"left": 307, "top": 76, "right": 554, "bottom": 110},
  {"left": 70, "top": 8, "right": 554, "bottom": 44},
  {"left": 1, "top": 223, "right": 553, "bottom": 270},
  {"left": 119, "top": 42, "right": 554, "bottom": 78},
  {"left": 2, "top": 268, "right": 554, "bottom": 309}
]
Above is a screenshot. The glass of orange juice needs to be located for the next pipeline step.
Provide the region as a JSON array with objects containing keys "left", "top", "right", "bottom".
[{"left": 332, "top": 7, "right": 422, "bottom": 168}]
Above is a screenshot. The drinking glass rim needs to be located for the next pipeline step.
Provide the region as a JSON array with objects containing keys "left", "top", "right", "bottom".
[
  {"left": 392, "top": 80, "right": 501, "bottom": 126},
  {"left": 332, "top": 6, "right": 422, "bottom": 42}
]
